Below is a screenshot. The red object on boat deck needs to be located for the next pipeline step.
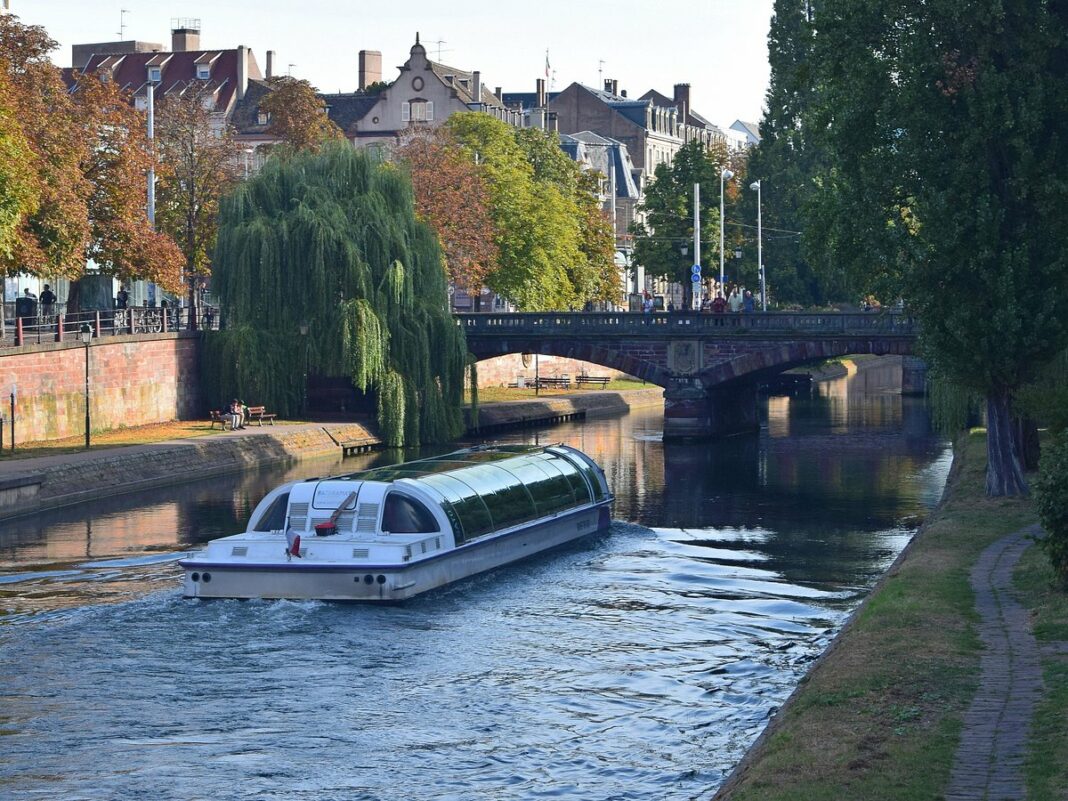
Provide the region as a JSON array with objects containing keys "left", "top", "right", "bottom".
[{"left": 314, "top": 522, "right": 337, "bottom": 537}]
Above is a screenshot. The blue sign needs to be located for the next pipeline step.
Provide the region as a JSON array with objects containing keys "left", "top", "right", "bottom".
[
  {"left": 690, "top": 265, "right": 701, "bottom": 275},
  {"left": 690, "top": 273, "right": 702, "bottom": 283}
]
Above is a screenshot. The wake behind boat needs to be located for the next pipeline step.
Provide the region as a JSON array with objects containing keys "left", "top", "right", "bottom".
[{"left": 180, "top": 444, "right": 613, "bottom": 601}]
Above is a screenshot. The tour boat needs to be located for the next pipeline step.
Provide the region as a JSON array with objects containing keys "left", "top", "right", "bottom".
[{"left": 180, "top": 444, "right": 613, "bottom": 601}]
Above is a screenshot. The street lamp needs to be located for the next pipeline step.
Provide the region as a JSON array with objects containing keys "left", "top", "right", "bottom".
[
  {"left": 298, "top": 321, "right": 309, "bottom": 418},
  {"left": 720, "top": 168, "right": 734, "bottom": 290},
  {"left": 79, "top": 323, "right": 92, "bottom": 449},
  {"left": 750, "top": 180, "right": 765, "bottom": 311}
]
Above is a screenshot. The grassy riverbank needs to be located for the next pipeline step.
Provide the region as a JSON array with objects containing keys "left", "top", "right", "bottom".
[{"left": 717, "top": 430, "right": 1059, "bottom": 800}]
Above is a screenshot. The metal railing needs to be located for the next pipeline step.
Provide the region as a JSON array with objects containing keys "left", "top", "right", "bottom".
[
  {"left": 456, "top": 311, "right": 919, "bottom": 336},
  {"left": 1, "top": 306, "right": 221, "bottom": 349}
]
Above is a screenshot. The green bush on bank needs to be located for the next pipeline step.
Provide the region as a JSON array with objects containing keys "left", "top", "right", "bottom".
[{"left": 1035, "top": 431, "right": 1068, "bottom": 583}]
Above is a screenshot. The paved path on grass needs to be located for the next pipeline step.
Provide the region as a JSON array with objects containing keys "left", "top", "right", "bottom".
[{"left": 945, "top": 524, "right": 1044, "bottom": 801}]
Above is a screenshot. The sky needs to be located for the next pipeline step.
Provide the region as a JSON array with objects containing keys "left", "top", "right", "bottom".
[{"left": 19, "top": 0, "right": 775, "bottom": 129}]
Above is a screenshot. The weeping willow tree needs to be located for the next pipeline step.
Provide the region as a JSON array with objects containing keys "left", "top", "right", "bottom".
[{"left": 203, "top": 143, "right": 468, "bottom": 447}]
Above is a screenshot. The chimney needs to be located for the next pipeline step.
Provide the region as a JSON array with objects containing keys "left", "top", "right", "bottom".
[
  {"left": 548, "top": 112, "right": 559, "bottom": 132},
  {"left": 674, "top": 82, "right": 691, "bottom": 122},
  {"left": 237, "top": 45, "right": 247, "bottom": 100},
  {"left": 536, "top": 78, "right": 546, "bottom": 108},
  {"left": 604, "top": 78, "right": 618, "bottom": 96},
  {"left": 358, "top": 49, "right": 382, "bottom": 91},
  {"left": 266, "top": 50, "right": 274, "bottom": 79},
  {"left": 495, "top": 86, "right": 502, "bottom": 101},
  {"left": 171, "top": 25, "right": 200, "bottom": 53},
  {"left": 472, "top": 70, "right": 481, "bottom": 103},
  {"left": 621, "top": 89, "right": 627, "bottom": 98}
]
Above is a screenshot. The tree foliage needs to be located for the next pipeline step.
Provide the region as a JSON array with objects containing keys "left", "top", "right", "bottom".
[
  {"left": 155, "top": 84, "right": 243, "bottom": 295},
  {"left": 747, "top": 0, "right": 848, "bottom": 305},
  {"left": 0, "top": 14, "right": 182, "bottom": 290},
  {"left": 1034, "top": 430, "right": 1068, "bottom": 584},
  {"left": 394, "top": 128, "right": 497, "bottom": 294},
  {"left": 445, "top": 113, "right": 615, "bottom": 310},
  {"left": 0, "top": 70, "right": 38, "bottom": 260},
  {"left": 630, "top": 138, "right": 736, "bottom": 307},
  {"left": 260, "top": 76, "right": 344, "bottom": 151},
  {"left": 72, "top": 72, "right": 184, "bottom": 289},
  {"left": 785, "top": 0, "right": 1068, "bottom": 495},
  {"left": 206, "top": 143, "right": 467, "bottom": 447}
]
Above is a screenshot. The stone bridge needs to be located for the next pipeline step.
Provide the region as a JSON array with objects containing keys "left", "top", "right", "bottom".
[{"left": 457, "top": 311, "right": 921, "bottom": 440}]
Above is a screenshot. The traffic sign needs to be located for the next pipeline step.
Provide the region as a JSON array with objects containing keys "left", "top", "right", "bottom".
[
  {"left": 691, "top": 265, "right": 701, "bottom": 275},
  {"left": 690, "top": 273, "right": 702, "bottom": 283}
]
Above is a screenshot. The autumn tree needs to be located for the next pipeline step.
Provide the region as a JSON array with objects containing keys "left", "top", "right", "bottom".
[
  {"left": 0, "top": 14, "right": 90, "bottom": 280},
  {"left": 0, "top": 14, "right": 183, "bottom": 297},
  {"left": 72, "top": 72, "right": 183, "bottom": 291},
  {"left": 0, "top": 70, "right": 38, "bottom": 261},
  {"left": 259, "top": 76, "right": 344, "bottom": 151},
  {"left": 155, "top": 83, "right": 243, "bottom": 317},
  {"left": 395, "top": 128, "right": 497, "bottom": 296}
]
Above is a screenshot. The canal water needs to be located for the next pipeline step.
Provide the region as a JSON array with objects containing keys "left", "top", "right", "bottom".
[{"left": 0, "top": 362, "right": 950, "bottom": 800}]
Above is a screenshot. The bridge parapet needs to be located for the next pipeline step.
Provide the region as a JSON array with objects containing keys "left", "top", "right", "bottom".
[{"left": 456, "top": 311, "right": 918, "bottom": 338}]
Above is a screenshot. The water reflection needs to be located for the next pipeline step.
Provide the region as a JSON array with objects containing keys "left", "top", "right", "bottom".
[{"left": 0, "top": 363, "right": 951, "bottom": 800}]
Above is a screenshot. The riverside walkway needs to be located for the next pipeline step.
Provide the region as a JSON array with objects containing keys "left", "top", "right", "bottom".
[{"left": 946, "top": 523, "right": 1046, "bottom": 801}]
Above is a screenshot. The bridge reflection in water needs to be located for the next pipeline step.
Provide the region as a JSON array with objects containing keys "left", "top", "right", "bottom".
[{"left": 458, "top": 312, "right": 924, "bottom": 440}]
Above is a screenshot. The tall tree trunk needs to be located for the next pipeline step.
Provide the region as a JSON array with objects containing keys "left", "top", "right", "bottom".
[
  {"left": 1014, "top": 416, "right": 1041, "bottom": 471},
  {"left": 986, "top": 388, "right": 1029, "bottom": 496}
]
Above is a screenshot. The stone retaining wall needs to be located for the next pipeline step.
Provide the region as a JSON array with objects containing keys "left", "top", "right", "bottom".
[{"left": 0, "top": 333, "right": 200, "bottom": 442}]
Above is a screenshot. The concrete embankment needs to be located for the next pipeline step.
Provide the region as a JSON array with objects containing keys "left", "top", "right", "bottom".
[{"left": 0, "top": 388, "right": 664, "bottom": 521}]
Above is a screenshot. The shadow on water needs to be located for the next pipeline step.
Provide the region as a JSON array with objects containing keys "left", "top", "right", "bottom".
[{"left": 0, "top": 362, "right": 952, "bottom": 800}]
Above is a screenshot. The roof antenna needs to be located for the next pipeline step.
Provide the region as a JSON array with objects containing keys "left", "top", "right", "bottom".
[
  {"left": 434, "top": 39, "right": 446, "bottom": 61},
  {"left": 598, "top": 59, "right": 605, "bottom": 88},
  {"left": 117, "top": 8, "right": 129, "bottom": 40}
]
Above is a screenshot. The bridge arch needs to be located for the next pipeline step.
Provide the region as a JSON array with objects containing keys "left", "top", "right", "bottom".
[{"left": 467, "top": 341, "right": 673, "bottom": 388}]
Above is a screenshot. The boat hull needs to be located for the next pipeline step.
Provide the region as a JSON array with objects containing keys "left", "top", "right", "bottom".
[{"left": 181, "top": 502, "right": 611, "bottom": 601}]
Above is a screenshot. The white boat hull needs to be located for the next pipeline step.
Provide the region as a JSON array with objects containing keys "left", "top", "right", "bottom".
[{"left": 182, "top": 503, "right": 611, "bottom": 601}]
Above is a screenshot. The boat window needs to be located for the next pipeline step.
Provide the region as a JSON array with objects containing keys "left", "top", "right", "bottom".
[
  {"left": 461, "top": 464, "right": 538, "bottom": 532},
  {"left": 252, "top": 492, "right": 290, "bottom": 532},
  {"left": 503, "top": 457, "right": 576, "bottom": 517},
  {"left": 539, "top": 455, "right": 592, "bottom": 505},
  {"left": 571, "top": 460, "right": 606, "bottom": 501},
  {"left": 421, "top": 473, "right": 494, "bottom": 543},
  {"left": 382, "top": 493, "right": 439, "bottom": 534}
]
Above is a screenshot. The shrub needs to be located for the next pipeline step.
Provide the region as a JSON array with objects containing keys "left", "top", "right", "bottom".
[{"left": 1034, "top": 430, "right": 1068, "bottom": 583}]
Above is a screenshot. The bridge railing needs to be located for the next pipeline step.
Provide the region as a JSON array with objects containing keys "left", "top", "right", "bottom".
[
  {"left": 456, "top": 311, "right": 918, "bottom": 336},
  {"left": 1, "top": 306, "right": 221, "bottom": 349}
]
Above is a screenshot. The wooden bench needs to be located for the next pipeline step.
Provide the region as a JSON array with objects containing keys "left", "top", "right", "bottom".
[
  {"left": 576, "top": 376, "right": 611, "bottom": 389},
  {"left": 535, "top": 376, "right": 571, "bottom": 390},
  {"left": 246, "top": 405, "right": 277, "bottom": 426},
  {"left": 209, "top": 410, "right": 230, "bottom": 430}
]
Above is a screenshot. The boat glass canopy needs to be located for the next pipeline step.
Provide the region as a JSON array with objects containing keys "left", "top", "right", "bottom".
[{"left": 346, "top": 446, "right": 602, "bottom": 545}]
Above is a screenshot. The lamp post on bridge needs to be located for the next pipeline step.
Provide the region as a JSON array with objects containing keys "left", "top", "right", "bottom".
[
  {"left": 750, "top": 179, "right": 765, "bottom": 311},
  {"left": 720, "top": 168, "right": 734, "bottom": 293}
]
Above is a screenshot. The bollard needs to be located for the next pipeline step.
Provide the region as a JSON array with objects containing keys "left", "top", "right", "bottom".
[
  {"left": 15, "top": 316, "right": 22, "bottom": 346},
  {"left": 95, "top": 311, "right": 102, "bottom": 338},
  {"left": 56, "top": 312, "right": 64, "bottom": 342}
]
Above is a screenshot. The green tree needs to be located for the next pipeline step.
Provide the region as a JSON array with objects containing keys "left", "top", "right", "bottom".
[
  {"left": 801, "top": 0, "right": 1068, "bottom": 495},
  {"left": 747, "top": 0, "right": 847, "bottom": 306},
  {"left": 0, "top": 70, "right": 38, "bottom": 261},
  {"left": 207, "top": 143, "right": 467, "bottom": 447},
  {"left": 515, "top": 127, "right": 618, "bottom": 304},
  {"left": 446, "top": 113, "right": 579, "bottom": 310},
  {"left": 630, "top": 138, "right": 732, "bottom": 308}
]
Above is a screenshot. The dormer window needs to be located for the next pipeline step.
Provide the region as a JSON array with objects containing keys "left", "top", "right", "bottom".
[
  {"left": 147, "top": 66, "right": 162, "bottom": 83},
  {"left": 196, "top": 64, "right": 210, "bottom": 80},
  {"left": 257, "top": 111, "right": 269, "bottom": 125}
]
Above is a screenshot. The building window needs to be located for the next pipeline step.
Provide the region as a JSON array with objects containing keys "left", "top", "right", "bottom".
[
  {"left": 196, "top": 64, "right": 210, "bottom": 80},
  {"left": 147, "top": 66, "right": 161, "bottom": 83},
  {"left": 402, "top": 101, "right": 433, "bottom": 123},
  {"left": 257, "top": 111, "right": 269, "bottom": 126}
]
